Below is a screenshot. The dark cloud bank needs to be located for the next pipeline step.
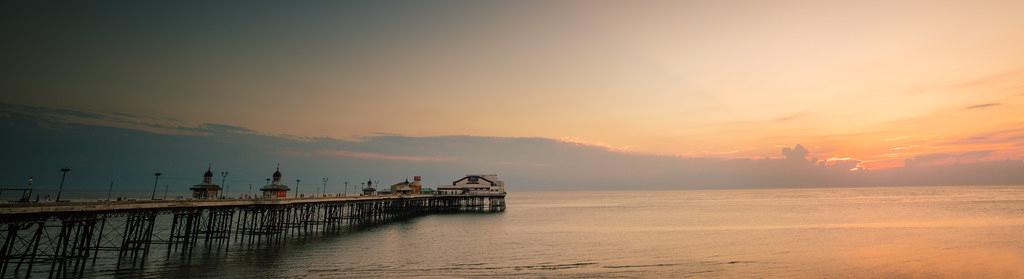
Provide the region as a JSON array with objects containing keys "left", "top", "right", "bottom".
[{"left": 1, "top": 104, "right": 1022, "bottom": 194}]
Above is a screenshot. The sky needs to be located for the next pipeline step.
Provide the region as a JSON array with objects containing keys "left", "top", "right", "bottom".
[{"left": 2, "top": 0, "right": 1024, "bottom": 191}]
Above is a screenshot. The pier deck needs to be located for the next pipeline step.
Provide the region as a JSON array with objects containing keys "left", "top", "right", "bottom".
[{"left": 0, "top": 193, "right": 503, "bottom": 216}]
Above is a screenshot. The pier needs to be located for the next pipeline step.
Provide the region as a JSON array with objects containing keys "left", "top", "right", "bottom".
[{"left": 0, "top": 193, "right": 506, "bottom": 278}]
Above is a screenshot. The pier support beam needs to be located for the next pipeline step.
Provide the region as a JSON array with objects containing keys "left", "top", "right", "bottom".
[
  {"left": 117, "top": 212, "right": 157, "bottom": 269},
  {"left": 0, "top": 194, "right": 505, "bottom": 277}
]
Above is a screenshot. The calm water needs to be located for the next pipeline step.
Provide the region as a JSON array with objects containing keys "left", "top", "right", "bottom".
[{"left": 96, "top": 186, "right": 1024, "bottom": 278}]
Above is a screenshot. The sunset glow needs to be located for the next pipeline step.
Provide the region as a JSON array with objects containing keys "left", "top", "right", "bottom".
[{"left": 4, "top": 1, "right": 1022, "bottom": 171}]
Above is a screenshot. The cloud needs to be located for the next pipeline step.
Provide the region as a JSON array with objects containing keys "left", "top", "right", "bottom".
[
  {"left": 824, "top": 158, "right": 863, "bottom": 171},
  {"left": 197, "top": 123, "right": 254, "bottom": 134},
  {"left": 945, "top": 127, "right": 1024, "bottom": 145},
  {"left": 950, "top": 68, "right": 1024, "bottom": 89},
  {"left": 906, "top": 68, "right": 1024, "bottom": 95},
  {"left": 965, "top": 103, "right": 1001, "bottom": 110},
  {"left": 555, "top": 137, "right": 634, "bottom": 153},
  {"left": 310, "top": 149, "right": 455, "bottom": 162},
  {"left": 0, "top": 103, "right": 294, "bottom": 139},
  {"left": 0, "top": 102, "right": 202, "bottom": 136},
  {"left": 904, "top": 150, "right": 994, "bottom": 168},
  {"left": 1, "top": 104, "right": 1023, "bottom": 193},
  {"left": 782, "top": 144, "right": 809, "bottom": 161},
  {"left": 775, "top": 112, "right": 810, "bottom": 122}
]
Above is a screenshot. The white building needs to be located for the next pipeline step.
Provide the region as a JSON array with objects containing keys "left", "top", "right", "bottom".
[{"left": 438, "top": 174, "right": 506, "bottom": 195}]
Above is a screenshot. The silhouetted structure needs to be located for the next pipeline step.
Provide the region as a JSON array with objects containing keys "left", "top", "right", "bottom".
[
  {"left": 361, "top": 179, "right": 376, "bottom": 196},
  {"left": 260, "top": 165, "right": 290, "bottom": 198},
  {"left": 189, "top": 166, "right": 222, "bottom": 199}
]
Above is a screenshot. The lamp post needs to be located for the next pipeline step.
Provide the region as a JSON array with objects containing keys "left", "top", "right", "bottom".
[
  {"left": 344, "top": 181, "right": 348, "bottom": 196},
  {"left": 322, "top": 177, "right": 328, "bottom": 197},
  {"left": 295, "top": 179, "right": 301, "bottom": 198},
  {"left": 24, "top": 176, "right": 33, "bottom": 202},
  {"left": 150, "top": 172, "right": 161, "bottom": 200},
  {"left": 56, "top": 168, "right": 71, "bottom": 202},
  {"left": 107, "top": 181, "right": 114, "bottom": 202},
  {"left": 220, "top": 171, "right": 229, "bottom": 198}
]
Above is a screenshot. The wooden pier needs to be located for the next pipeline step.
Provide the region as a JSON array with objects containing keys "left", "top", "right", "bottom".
[{"left": 0, "top": 193, "right": 506, "bottom": 278}]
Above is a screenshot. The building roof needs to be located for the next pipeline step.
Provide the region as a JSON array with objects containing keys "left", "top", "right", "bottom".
[
  {"left": 391, "top": 181, "right": 410, "bottom": 187},
  {"left": 391, "top": 179, "right": 412, "bottom": 190},
  {"left": 195, "top": 165, "right": 219, "bottom": 190},
  {"left": 260, "top": 184, "right": 290, "bottom": 191},
  {"left": 452, "top": 175, "right": 497, "bottom": 186}
]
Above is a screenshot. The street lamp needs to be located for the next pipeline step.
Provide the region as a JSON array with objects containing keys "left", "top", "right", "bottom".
[
  {"left": 150, "top": 172, "right": 162, "bottom": 200},
  {"left": 295, "top": 179, "right": 301, "bottom": 198},
  {"left": 322, "top": 177, "right": 328, "bottom": 197},
  {"left": 25, "top": 176, "right": 33, "bottom": 202},
  {"left": 220, "top": 171, "right": 229, "bottom": 198},
  {"left": 56, "top": 168, "right": 71, "bottom": 202},
  {"left": 107, "top": 180, "right": 114, "bottom": 202},
  {"left": 344, "top": 181, "right": 348, "bottom": 196}
]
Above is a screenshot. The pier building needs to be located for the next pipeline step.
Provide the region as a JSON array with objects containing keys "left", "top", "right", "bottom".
[
  {"left": 189, "top": 166, "right": 222, "bottom": 199},
  {"left": 439, "top": 174, "right": 506, "bottom": 195},
  {"left": 259, "top": 166, "right": 290, "bottom": 198},
  {"left": 361, "top": 179, "right": 376, "bottom": 196}
]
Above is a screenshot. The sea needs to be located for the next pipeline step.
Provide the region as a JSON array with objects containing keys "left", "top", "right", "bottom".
[{"left": 81, "top": 186, "right": 1024, "bottom": 278}]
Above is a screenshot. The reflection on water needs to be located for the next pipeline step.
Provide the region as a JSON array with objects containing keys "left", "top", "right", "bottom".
[{"left": 88, "top": 186, "right": 1024, "bottom": 278}]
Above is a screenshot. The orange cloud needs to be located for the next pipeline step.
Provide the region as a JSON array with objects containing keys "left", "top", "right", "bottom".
[{"left": 314, "top": 149, "right": 455, "bottom": 162}]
